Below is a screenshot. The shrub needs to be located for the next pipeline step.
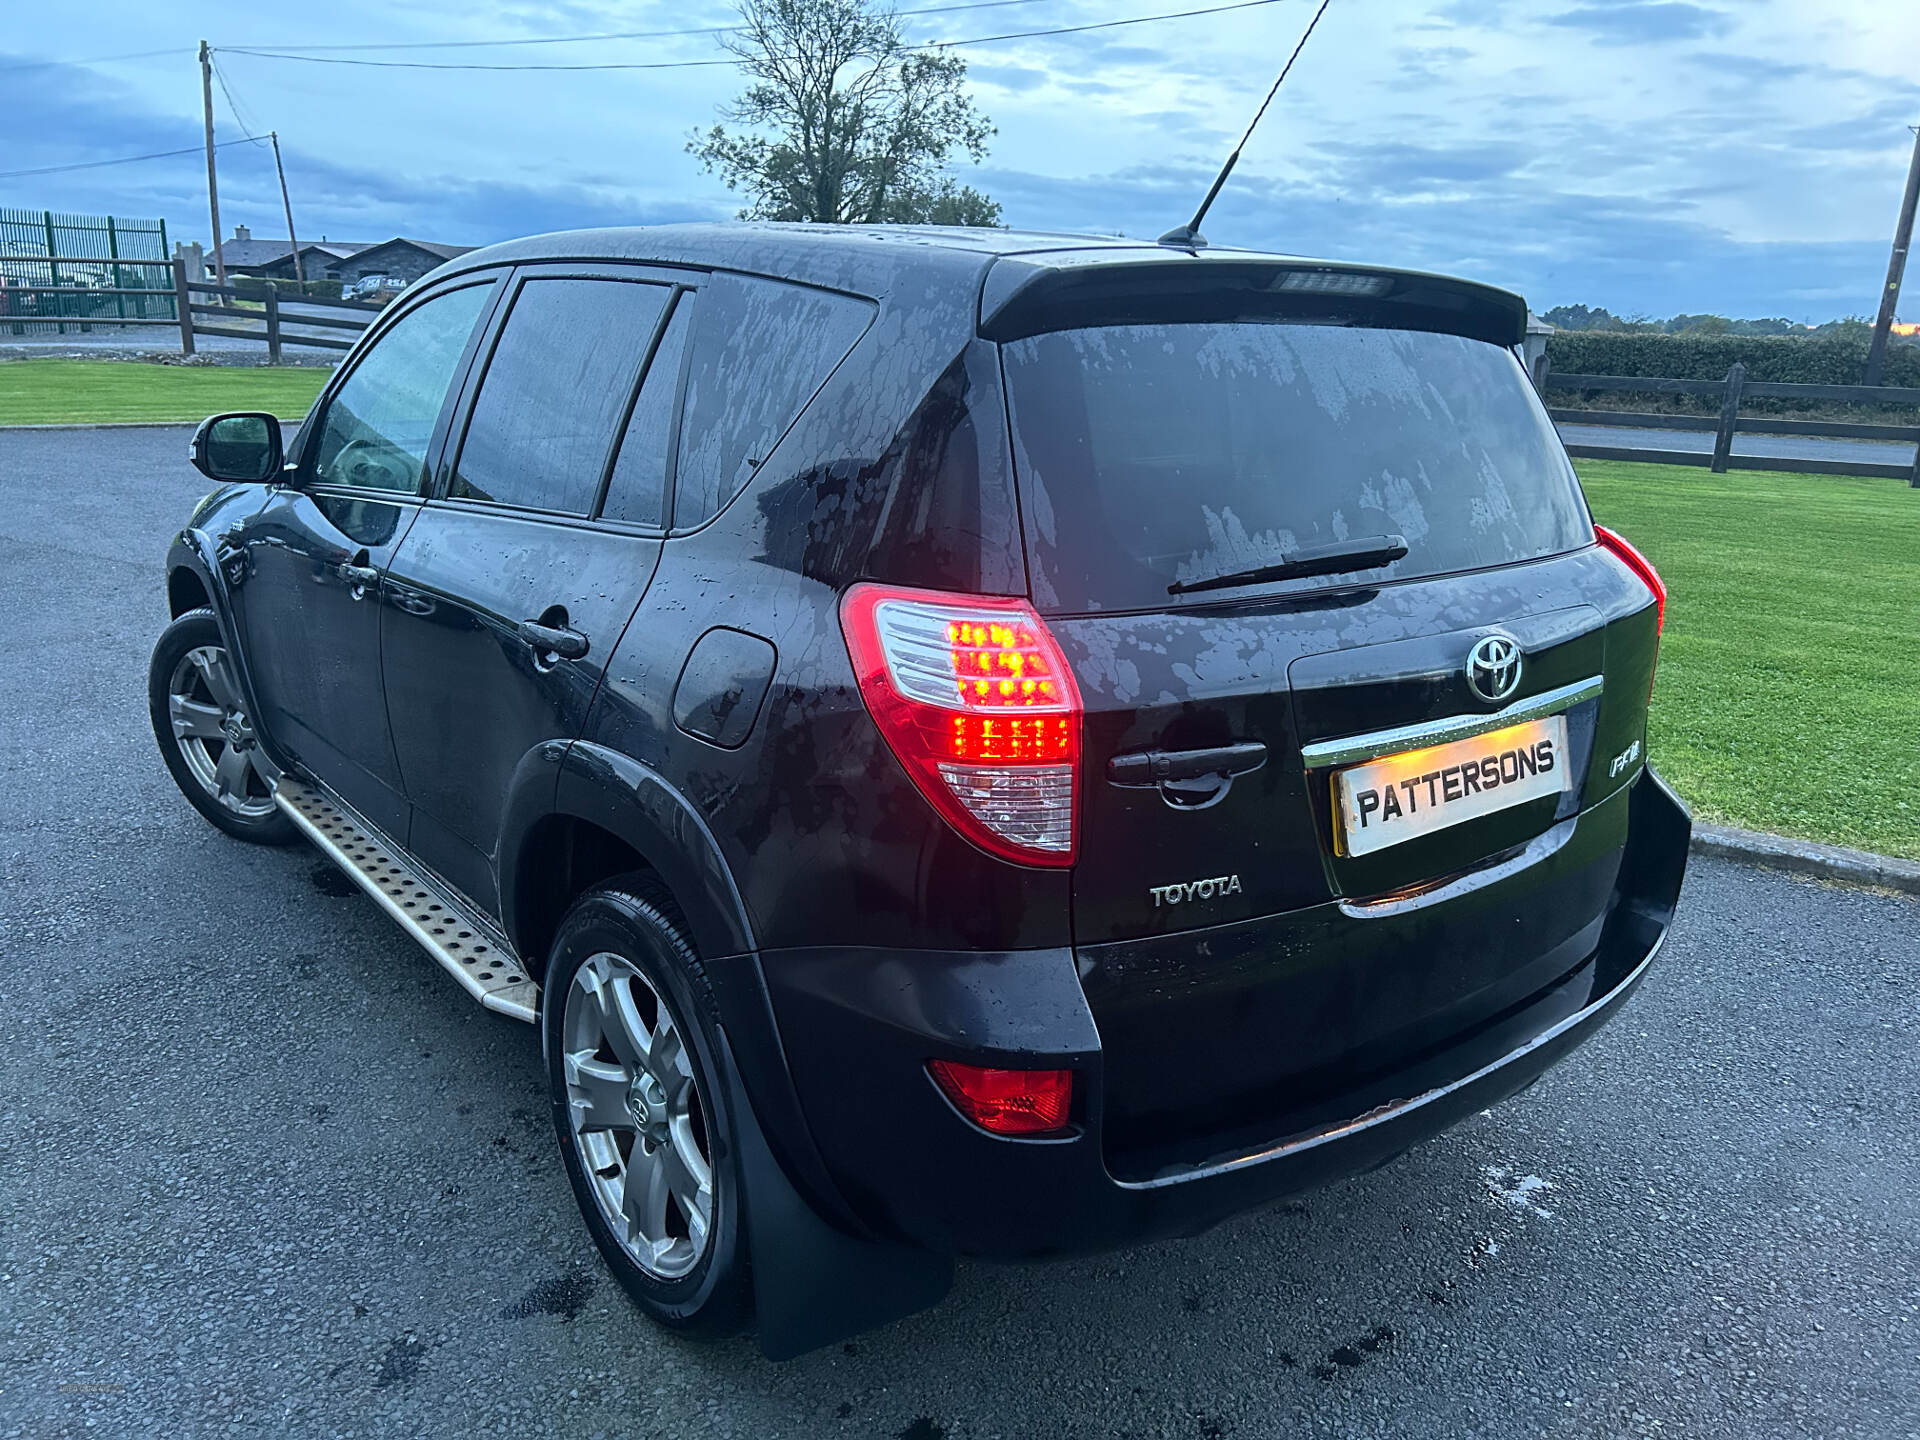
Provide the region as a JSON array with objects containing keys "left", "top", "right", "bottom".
[
  {"left": 1544, "top": 331, "right": 1920, "bottom": 389},
  {"left": 230, "top": 276, "right": 345, "bottom": 302}
]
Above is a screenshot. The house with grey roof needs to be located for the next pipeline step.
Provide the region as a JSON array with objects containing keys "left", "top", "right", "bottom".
[
  {"left": 324, "top": 237, "right": 475, "bottom": 286},
  {"left": 206, "top": 226, "right": 474, "bottom": 287}
]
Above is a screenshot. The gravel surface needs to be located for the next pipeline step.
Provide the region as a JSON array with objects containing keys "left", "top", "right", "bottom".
[
  {"left": 0, "top": 335, "right": 339, "bottom": 364},
  {"left": 4, "top": 425, "right": 1917, "bottom": 1440}
]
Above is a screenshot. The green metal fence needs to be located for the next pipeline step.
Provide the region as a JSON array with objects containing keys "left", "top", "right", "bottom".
[{"left": 0, "top": 208, "right": 173, "bottom": 335}]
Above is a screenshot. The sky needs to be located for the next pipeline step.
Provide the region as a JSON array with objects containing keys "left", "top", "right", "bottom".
[{"left": 5, "top": 0, "right": 1918, "bottom": 321}]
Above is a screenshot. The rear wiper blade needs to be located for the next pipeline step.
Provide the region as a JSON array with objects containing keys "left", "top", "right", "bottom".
[{"left": 1167, "top": 534, "right": 1409, "bottom": 596}]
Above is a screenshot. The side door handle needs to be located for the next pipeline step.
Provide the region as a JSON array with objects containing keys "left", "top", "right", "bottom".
[
  {"left": 334, "top": 549, "right": 379, "bottom": 599},
  {"left": 516, "top": 619, "right": 590, "bottom": 661}
]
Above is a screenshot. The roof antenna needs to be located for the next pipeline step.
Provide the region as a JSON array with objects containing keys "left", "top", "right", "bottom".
[{"left": 1159, "top": 0, "right": 1335, "bottom": 249}]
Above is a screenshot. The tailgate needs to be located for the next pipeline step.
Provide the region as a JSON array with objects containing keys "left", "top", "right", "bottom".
[{"left": 998, "top": 305, "right": 1654, "bottom": 1165}]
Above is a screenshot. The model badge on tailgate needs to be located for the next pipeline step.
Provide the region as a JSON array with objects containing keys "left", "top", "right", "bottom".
[{"left": 1149, "top": 874, "right": 1243, "bottom": 907}]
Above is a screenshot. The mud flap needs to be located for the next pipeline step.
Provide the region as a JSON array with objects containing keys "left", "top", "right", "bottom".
[{"left": 715, "top": 1027, "right": 953, "bottom": 1361}]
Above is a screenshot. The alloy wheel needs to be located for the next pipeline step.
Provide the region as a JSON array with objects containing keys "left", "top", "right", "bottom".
[
  {"left": 561, "top": 951, "right": 715, "bottom": 1280},
  {"left": 166, "top": 645, "right": 277, "bottom": 818}
]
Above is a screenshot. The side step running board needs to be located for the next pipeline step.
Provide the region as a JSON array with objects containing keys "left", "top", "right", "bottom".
[{"left": 274, "top": 777, "right": 541, "bottom": 1023}]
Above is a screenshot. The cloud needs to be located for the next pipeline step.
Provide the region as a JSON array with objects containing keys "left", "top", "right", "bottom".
[
  {"left": 975, "top": 155, "right": 1892, "bottom": 320},
  {"left": 3, "top": 0, "right": 1913, "bottom": 324},
  {"left": 0, "top": 51, "right": 723, "bottom": 245},
  {"left": 1311, "top": 139, "right": 1533, "bottom": 189},
  {"left": 1689, "top": 51, "right": 1809, "bottom": 83},
  {"left": 1787, "top": 94, "right": 1920, "bottom": 154},
  {"left": 1545, "top": 3, "right": 1734, "bottom": 45},
  {"left": 966, "top": 61, "right": 1051, "bottom": 94}
]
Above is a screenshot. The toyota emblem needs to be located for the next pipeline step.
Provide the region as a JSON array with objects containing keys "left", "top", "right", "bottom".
[{"left": 1465, "top": 634, "right": 1522, "bottom": 703}]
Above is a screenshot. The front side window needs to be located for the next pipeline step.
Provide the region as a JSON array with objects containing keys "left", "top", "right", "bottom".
[
  {"left": 451, "top": 277, "right": 672, "bottom": 515},
  {"left": 309, "top": 282, "right": 494, "bottom": 493}
]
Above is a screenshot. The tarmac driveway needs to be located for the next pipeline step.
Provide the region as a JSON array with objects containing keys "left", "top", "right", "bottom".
[{"left": 3, "top": 426, "right": 1916, "bottom": 1439}]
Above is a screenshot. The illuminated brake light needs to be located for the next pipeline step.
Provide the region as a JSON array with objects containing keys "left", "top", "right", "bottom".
[
  {"left": 840, "top": 583, "right": 1081, "bottom": 865},
  {"left": 928, "top": 1060, "right": 1074, "bottom": 1136},
  {"left": 1594, "top": 525, "right": 1666, "bottom": 633}
]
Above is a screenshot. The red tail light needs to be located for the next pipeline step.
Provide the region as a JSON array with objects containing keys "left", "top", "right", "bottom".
[
  {"left": 1594, "top": 525, "right": 1666, "bottom": 634},
  {"left": 840, "top": 582, "right": 1082, "bottom": 866},
  {"left": 928, "top": 1060, "right": 1074, "bottom": 1136}
]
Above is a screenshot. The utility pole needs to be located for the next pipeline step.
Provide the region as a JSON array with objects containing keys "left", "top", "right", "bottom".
[
  {"left": 199, "top": 40, "right": 226, "bottom": 288},
  {"left": 1864, "top": 124, "right": 1920, "bottom": 388},
  {"left": 270, "top": 131, "right": 304, "bottom": 285}
]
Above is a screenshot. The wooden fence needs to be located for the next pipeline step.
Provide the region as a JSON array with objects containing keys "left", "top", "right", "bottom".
[
  {"left": 173, "top": 259, "right": 380, "bottom": 360},
  {"left": 1544, "top": 362, "right": 1920, "bottom": 487},
  {"left": 0, "top": 258, "right": 379, "bottom": 361}
]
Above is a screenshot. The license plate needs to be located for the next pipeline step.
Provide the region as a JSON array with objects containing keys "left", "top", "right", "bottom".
[{"left": 1333, "top": 716, "right": 1571, "bottom": 858}]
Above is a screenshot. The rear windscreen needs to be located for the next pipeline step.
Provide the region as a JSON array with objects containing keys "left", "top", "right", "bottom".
[{"left": 1002, "top": 323, "right": 1592, "bottom": 613}]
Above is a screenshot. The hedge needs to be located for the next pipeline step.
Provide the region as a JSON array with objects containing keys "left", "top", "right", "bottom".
[
  {"left": 1543, "top": 331, "right": 1920, "bottom": 390},
  {"left": 230, "top": 276, "right": 347, "bottom": 303}
]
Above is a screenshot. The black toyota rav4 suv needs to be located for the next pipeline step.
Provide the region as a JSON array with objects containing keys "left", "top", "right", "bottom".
[{"left": 151, "top": 224, "right": 1689, "bottom": 1357}]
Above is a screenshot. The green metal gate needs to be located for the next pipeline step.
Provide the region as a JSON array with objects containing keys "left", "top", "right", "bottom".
[{"left": 0, "top": 209, "right": 173, "bottom": 335}]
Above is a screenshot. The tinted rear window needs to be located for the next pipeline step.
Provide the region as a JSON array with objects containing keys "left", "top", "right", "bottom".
[
  {"left": 1003, "top": 323, "right": 1591, "bottom": 613},
  {"left": 451, "top": 277, "right": 671, "bottom": 514},
  {"left": 672, "top": 273, "right": 874, "bottom": 530}
]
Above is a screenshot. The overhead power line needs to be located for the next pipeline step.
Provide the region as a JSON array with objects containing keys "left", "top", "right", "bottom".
[
  {"left": 0, "top": 0, "right": 1061, "bottom": 73},
  {"left": 218, "top": 47, "right": 734, "bottom": 72},
  {"left": 929, "top": 0, "right": 1286, "bottom": 47},
  {"left": 209, "top": 53, "right": 268, "bottom": 140},
  {"left": 0, "top": 47, "right": 181, "bottom": 74},
  {"left": 247, "top": 0, "right": 1064, "bottom": 53},
  {"left": 0, "top": 137, "right": 263, "bottom": 182},
  {"left": 220, "top": 0, "right": 1287, "bottom": 72}
]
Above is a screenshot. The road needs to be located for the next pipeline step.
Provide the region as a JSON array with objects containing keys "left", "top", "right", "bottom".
[
  {"left": 3, "top": 425, "right": 1917, "bottom": 1440},
  {"left": 1555, "top": 421, "right": 1916, "bottom": 470}
]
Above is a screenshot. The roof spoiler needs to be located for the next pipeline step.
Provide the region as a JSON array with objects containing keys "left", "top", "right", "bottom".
[{"left": 978, "top": 254, "right": 1529, "bottom": 349}]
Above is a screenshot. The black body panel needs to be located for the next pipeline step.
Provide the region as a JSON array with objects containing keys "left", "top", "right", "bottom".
[
  {"left": 381, "top": 505, "right": 658, "bottom": 910},
  {"left": 224, "top": 489, "right": 422, "bottom": 836},
  {"left": 160, "top": 225, "right": 1690, "bottom": 1342},
  {"left": 759, "top": 768, "right": 1688, "bottom": 1256}
]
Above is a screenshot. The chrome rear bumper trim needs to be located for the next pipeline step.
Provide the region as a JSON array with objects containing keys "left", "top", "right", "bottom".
[
  {"left": 1300, "top": 675, "right": 1605, "bottom": 770},
  {"left": 1117, "top": 930, "right": 1663, "bottom": 1190}
]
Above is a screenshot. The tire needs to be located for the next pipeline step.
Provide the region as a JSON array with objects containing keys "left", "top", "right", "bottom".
[
  {"left": 148, "top": 609, "right": 299, "bottom": 846},
  {"left": 543, "top": 877, "right": 753, "bottom": 1338}
]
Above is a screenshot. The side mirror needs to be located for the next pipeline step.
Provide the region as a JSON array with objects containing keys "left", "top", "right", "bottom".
[{"left": 189, "top": 412, "right": 285, "bottom": 484}]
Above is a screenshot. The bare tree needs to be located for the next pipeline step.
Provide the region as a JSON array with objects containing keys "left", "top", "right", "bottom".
[{"left": 689, "top": 0, "right": 1001, "bottom": 226}]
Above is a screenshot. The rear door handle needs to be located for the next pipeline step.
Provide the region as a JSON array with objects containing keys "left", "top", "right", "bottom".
[
  {"left": 516, "top": 619, "right": 589, "bottom": 660},
  {"left": 1108, "top": 742, "right": 1268, "bottom": 787}
]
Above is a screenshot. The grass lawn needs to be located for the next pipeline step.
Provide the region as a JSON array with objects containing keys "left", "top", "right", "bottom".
[
  {"left": 0, "top": 362, "right": 1908, "bottom": 858},
  {"left": 1577, "top": 459, "right": 1920, "bottom": 861},
  {"left": 0, "top": 358, "right": 329, "bottom": 426}
]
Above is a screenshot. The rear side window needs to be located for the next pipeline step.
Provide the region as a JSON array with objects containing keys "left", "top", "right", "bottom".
[
  {"left": 1003, "top": 324, "right": 1592, "bottom": 613},
  {"left": 451, "top": 277, "right": 671, "bottom": 514},
  {"left": 671, "top": 273, "right": 873, "bottom": 530},
  {"left": 600, "top": 293, "right": 693, "bottom": 528}
]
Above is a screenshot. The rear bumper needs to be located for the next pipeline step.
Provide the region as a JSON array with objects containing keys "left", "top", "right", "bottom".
[{"left": 757, "top": 766, "right": 1690, "bottom": 1258}]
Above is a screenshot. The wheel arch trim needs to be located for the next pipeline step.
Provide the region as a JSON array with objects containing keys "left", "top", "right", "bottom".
[
  {"left": 515, "top": 741, "right": 875, "bottom": 1242},
  {"left": 505, "top": 740, "right": 757, "bottom": 963},
  {"left": 165, "top": 530, "right": 289, "bottom": 772}
]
